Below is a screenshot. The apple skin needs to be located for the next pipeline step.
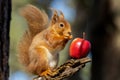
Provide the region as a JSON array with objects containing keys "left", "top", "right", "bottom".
[{"left": 70, "top": 38, "right": 91, "bottom": 59}]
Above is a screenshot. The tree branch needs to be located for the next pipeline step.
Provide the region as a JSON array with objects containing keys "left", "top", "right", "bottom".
[{"left": 33, "top": 57, "right": 91, "bottom": 80}]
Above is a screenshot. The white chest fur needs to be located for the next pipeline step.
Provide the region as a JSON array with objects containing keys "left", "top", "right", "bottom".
[{"left": 40, "top": 46, "right": 58, "bottom": 68}]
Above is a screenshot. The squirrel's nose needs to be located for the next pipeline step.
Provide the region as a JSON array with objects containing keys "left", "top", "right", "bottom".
[
  {"left": 68, "top": 32, "right": 72, "bottom": 39},
  {"left": 64, "top": 32, "right": 72, "bottom": 39},
  {"left": 68, "top": 32, "right": 72, "bottom": 35}
]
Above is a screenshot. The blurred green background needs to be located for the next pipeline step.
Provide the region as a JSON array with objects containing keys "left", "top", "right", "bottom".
[{"left": 10, "top": 0, "right": 92, "bottom": 80}]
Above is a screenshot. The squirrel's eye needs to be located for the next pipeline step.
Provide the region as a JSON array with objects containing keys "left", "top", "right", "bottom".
[{"left": 59, "top": 23, "right": 64, "bottom": 28}]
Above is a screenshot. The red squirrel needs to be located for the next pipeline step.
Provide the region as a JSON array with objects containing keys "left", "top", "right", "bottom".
[{"left": 18, "top": 4, "right": 72, "bottom": 77}]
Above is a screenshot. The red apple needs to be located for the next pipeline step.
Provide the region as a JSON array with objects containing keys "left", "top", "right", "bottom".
[{"left": 70, "top": 38, "right": 91, "bottom": 59}]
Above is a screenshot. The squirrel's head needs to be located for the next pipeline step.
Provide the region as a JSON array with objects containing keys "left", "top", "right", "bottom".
[{"left": 50, "top": 10, "right": 72, "bottom": 40}]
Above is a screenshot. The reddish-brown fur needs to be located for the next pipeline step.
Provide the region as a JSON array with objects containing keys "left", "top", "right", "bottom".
[{"left": 18, "top": 4, "right": 72, "bottom": 76}]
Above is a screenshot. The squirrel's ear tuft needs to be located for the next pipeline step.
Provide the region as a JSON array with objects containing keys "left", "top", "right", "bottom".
[
  {"left": 51, "top": 10, "right": 59, "bottom": 25},
  {"left": 60, "top": 11, "right": 64, "bottom": 19}
]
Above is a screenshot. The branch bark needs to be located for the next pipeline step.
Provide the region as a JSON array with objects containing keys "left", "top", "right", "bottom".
[
  {"left": 0, "top": 0, "right": 11, "bottom": 80},
  {"left": 33, "top": 57, "right": 91, "bottom": 80}
]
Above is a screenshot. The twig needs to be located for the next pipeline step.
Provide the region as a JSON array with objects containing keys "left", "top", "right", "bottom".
[{"left": 33, "top": 57, "right": 91, "bottom": 80}]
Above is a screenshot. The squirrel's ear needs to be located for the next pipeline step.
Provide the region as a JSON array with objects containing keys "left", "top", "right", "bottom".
[
  {"left": 60, "top": 11, "right": 64, "bottom": 19},
  {"left": 51, "top": 10, "right": 59, "bottom": 24}
]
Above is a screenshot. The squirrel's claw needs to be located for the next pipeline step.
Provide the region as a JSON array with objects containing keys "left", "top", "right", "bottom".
[{"left": 40, "top": 69, "right": 52, "bottom": 77}]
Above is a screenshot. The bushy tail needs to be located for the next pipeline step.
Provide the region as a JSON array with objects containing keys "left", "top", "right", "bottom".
[
  {"left": 18, "top": 4, "right": 49, "bottom": 66},
  {"left": 18, "top": 31, "right": 32, "bottom": 66}
]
